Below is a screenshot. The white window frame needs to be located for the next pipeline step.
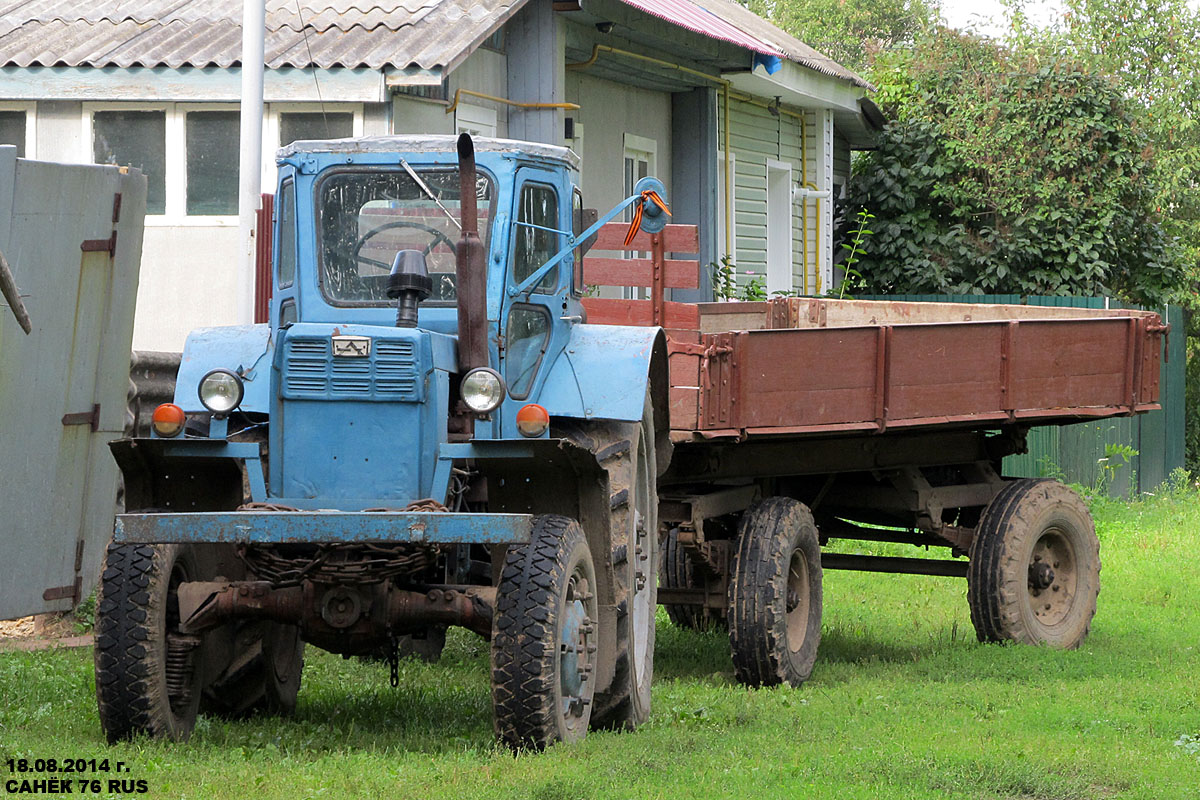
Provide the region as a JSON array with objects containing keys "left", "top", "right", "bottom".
[
  {"left": 84, "top": 102, "right": 244, "bottom": 226},
  {"left": 0, "top": 101, "right": 36, "bottom": 159},
  {"left": 765, "top": 158, "right": 793, "bottom": 295},
  {"left": 454, "top": 102, "right": 497, "bottom": 137},
  {"left": 263, "top": 102, "right": 364, "bottom": 191},
  {"left": 621, "top": 134, "right": 657, "bottom": 299}
]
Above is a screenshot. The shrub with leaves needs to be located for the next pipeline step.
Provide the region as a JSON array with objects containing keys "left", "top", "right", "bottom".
[{"left": 847, "top": 29, "right": 1180, "bottom": 305}]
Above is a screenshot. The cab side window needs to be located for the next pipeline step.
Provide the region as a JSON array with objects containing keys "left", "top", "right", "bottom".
[
  {"left": 277, "top": 179, "right": 297, "bottom": 289},
  {"left": 513, "top": 183, "right": 560, "bottom": 294}
]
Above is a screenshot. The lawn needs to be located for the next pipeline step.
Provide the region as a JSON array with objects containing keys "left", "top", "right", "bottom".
[{"left": 2, "top": 490, "right": 1198, "bottom": 799}]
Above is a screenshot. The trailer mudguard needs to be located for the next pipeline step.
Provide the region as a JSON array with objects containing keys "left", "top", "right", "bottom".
[
  {"left": 537, "top": 323, "right": 668, "bottom": 424},
  {"left": 175, "top": 324, "right": 273, "bottom": 414}
]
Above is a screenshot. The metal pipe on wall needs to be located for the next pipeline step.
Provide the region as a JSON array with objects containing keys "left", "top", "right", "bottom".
[{"left": 237, "top": 0, "right": 266, "bottom": 326}]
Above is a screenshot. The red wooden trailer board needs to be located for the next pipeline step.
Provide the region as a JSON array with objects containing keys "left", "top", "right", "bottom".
[{"left": 579, "top": 222, "right": 1167, "bottom": 440}]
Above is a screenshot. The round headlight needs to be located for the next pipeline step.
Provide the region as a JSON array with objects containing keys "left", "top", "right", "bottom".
[
  {"left": 461, "top": 367, "right": 505, "bottom": 413},
  {"left": 198, "top": 369, "right": 244, "bottom": 416}
]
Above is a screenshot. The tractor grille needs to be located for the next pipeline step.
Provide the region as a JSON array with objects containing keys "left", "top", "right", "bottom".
[{"left": 282, "top": 336, "right": 421, "bottom": 401}]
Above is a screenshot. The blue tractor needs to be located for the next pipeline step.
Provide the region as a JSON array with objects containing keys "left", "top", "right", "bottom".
[{"left": 97, "top": 134, "right": 672, "bottom": 749}]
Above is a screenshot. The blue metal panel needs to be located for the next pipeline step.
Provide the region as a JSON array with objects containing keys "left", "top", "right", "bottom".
[
  {"left": 281, "top": 333, "right": 423, "bottom": 402},
  {"left": 535, "top": 323, "right": 662, "bottom": 422},
  {"left": 272, "top": 322, "right": 450, "bottom": 503},
  {"left": 176, "top": 325, "right": 272, "bottom": 413},
  {"left": 115, "top": 511, "right": 532, "bottom": 545}
]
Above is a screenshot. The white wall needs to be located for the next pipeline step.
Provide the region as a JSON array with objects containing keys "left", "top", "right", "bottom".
[
  {"left": 564, "top": 72, "right": 672, "bottom": 216},
  {"left": 134, "top": 226, "right": 241, "bottom": 350}
]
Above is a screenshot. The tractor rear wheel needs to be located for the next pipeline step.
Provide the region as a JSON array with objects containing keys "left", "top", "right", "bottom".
[
  {"left": 202, "top": 621, "right": 304, "bottom": 717},
  {"left": 560, "top": 397, "right": 659, "bottom": 730},
  {"left": 968, "top": 479, "right": 1099, "bottom": 648}
]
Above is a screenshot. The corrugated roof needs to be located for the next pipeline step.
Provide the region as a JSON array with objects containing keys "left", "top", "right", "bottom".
[
  {"left": 618, "top": 0, "right": 782, "bottom": 58},
  {"left": 0, "top": 0, "right": 516, "bottom": 70},
  {"left": 0, "top": 0, "right": 866, "bottom": 86},
  {"left": 689, "top": 0, "right": 867, "bottom": 87}
]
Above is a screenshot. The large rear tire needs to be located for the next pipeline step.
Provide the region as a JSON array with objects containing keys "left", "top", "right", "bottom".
[
  {"left": 728, "top": 498, "right": 823, "bottom": 688},
  {"left": 492, "top": 516, "right": 600, "bottom": 750},
  {"left": 555, "top": 395, "right": 659, "bottom": 731},
  {"left": 968, "top": 478, "right": 1099, "bottom": 648},
  {"left": 95, "top": 543, "right": 203, "bottom": 742}
]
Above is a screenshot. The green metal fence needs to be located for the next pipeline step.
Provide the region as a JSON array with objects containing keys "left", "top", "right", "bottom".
[{"left": 857, "top": 295, "right": 1185, "bottom": 497}]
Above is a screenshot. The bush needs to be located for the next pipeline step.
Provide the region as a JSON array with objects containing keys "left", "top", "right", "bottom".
[{"left": 847, "top": 30, "right": 1180, "bottom": 306}]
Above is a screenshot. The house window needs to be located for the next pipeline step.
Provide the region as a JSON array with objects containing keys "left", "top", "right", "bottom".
[
  {"left": 93, "top": 110, "right": 167, "bottom": 214},
  {"left": 279, "top": 112, "right": 353, "bottom": 147},
  {"left": 622, "top": 134, "right": 656, "bottom": 300},
  {"left": 185, "top": 110, "right": 240, "bottom": 215},
  {"left": 0, "top": 110, "right": 26, "bottom": 157},
  {"left": 455, "top": 103, "right": 497, "bottom": 137}
]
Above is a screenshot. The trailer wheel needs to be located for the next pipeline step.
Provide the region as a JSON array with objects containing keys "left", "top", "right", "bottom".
[
  {"left": 661, "top": 528, "right": 727, "bottom": 631},
  {"left": 95, "top": 543, "right": 203, "bottom": 742},
  {"left": 492, "top": 515, "right": 599, "bottom": 750},
  {"left": 728, "top": 498, "right": 823, "bottom": 688},
  {"left": 968, "top": 479, "right": 1099, "bottom": 648},
  {"left": 203, "top": 622, "right": 304, "bottom": 717}
]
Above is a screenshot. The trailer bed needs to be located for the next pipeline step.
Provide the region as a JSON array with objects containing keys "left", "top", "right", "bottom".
[{"left": 578, "top": 225, "right": 1167, "bottom": 441}]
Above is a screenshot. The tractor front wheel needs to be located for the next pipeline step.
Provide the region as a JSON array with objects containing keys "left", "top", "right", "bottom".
[
  {"left": 95, "top": 543, "right": 204, "bottom": 742},
  {"left": 491, "top": 516, "right": 600, "bottom": 750}
]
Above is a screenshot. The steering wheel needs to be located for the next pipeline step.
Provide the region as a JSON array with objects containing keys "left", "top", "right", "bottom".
[{"left": 351, "top": 220, "right": 457, "bottom": 271}]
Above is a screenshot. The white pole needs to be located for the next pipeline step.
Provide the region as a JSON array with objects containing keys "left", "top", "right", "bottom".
[{"left": 236, "top": 0, "right": 266, "bottom": 326}]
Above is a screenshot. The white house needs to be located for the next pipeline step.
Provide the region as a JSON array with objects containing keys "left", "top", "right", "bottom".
[{"left": 0, "top": 0, "right": 878, "bottom": 350}]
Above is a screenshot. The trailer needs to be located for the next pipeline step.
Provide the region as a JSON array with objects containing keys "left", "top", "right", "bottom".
[{"left": 98, "top": 134, "right": 1166, "bottom": 749}]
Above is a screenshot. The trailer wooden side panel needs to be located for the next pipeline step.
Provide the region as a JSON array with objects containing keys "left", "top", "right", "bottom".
[{"left": 577, "top": 221, "right": 1166, "bottom": 440}]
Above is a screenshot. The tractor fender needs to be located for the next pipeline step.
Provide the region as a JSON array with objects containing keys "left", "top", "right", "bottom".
[
  {"left": 537, "top": 323, "right": 668, "bottom": 428},
  {"left": 175, "top": 324, "right": 273, "bottom": 414}
]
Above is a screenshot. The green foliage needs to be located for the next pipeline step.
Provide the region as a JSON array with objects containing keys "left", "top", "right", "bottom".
[
  {"left": 742, "top": 0, "right": 935, "bottom": 72},
  {"left": 710, "top": 254, "right": 738, "bottom": 301},
  {"left": 1058, "top": 0, "right": 1200, "bottom": 300},
  {"left": 1093, "top": 443, "right": 1139, "bottom": 499},
  {"left": 739, "top": 274, "right": 767, "bottom": 301},
  {"left": 847, "top": 29, "right": 1180, "bottom": 305},
  {"left": 838, "top": 209, "right": 874, "bottom": 297},
  {"left": 71, "top": 590, "right": 96, "bottom": 634}
]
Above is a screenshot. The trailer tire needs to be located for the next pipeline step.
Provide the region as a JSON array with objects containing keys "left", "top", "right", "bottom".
[
  {"left": 968, "top": 479, "right": 1099, "bottom": 648},
  {"left": 95, "top": 543, "right": 203, "bottom": 742},
  {"left": 661, "top": 528, "right": 727, "bottom": 631},
  {"left": 492, "top": 515, "right": 600, "bottom": 750},
  {"left": 728, "top": 498, "right": 823, "bottom": 688}
]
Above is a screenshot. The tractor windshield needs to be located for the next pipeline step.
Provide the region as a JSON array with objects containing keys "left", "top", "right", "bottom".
[{"left": 317, "top": 167, "right": 494, "bottom": 306}]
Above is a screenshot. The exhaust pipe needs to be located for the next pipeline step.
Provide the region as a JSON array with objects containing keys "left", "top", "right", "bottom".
[{"left": 455, "top": 133, "right": 488, "bottom": 374}]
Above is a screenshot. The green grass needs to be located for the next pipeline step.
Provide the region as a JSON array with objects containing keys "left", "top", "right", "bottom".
[{"left": 3, "top": 492, "right": 1199, "bottom": 799}]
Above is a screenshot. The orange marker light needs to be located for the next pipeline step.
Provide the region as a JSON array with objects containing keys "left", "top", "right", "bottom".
[
  {"left": 151, "top": 403, "right": 186, "bottom": 438},
  {"left": 516, "top": 403, "right": 550, "bottom": 438}
]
